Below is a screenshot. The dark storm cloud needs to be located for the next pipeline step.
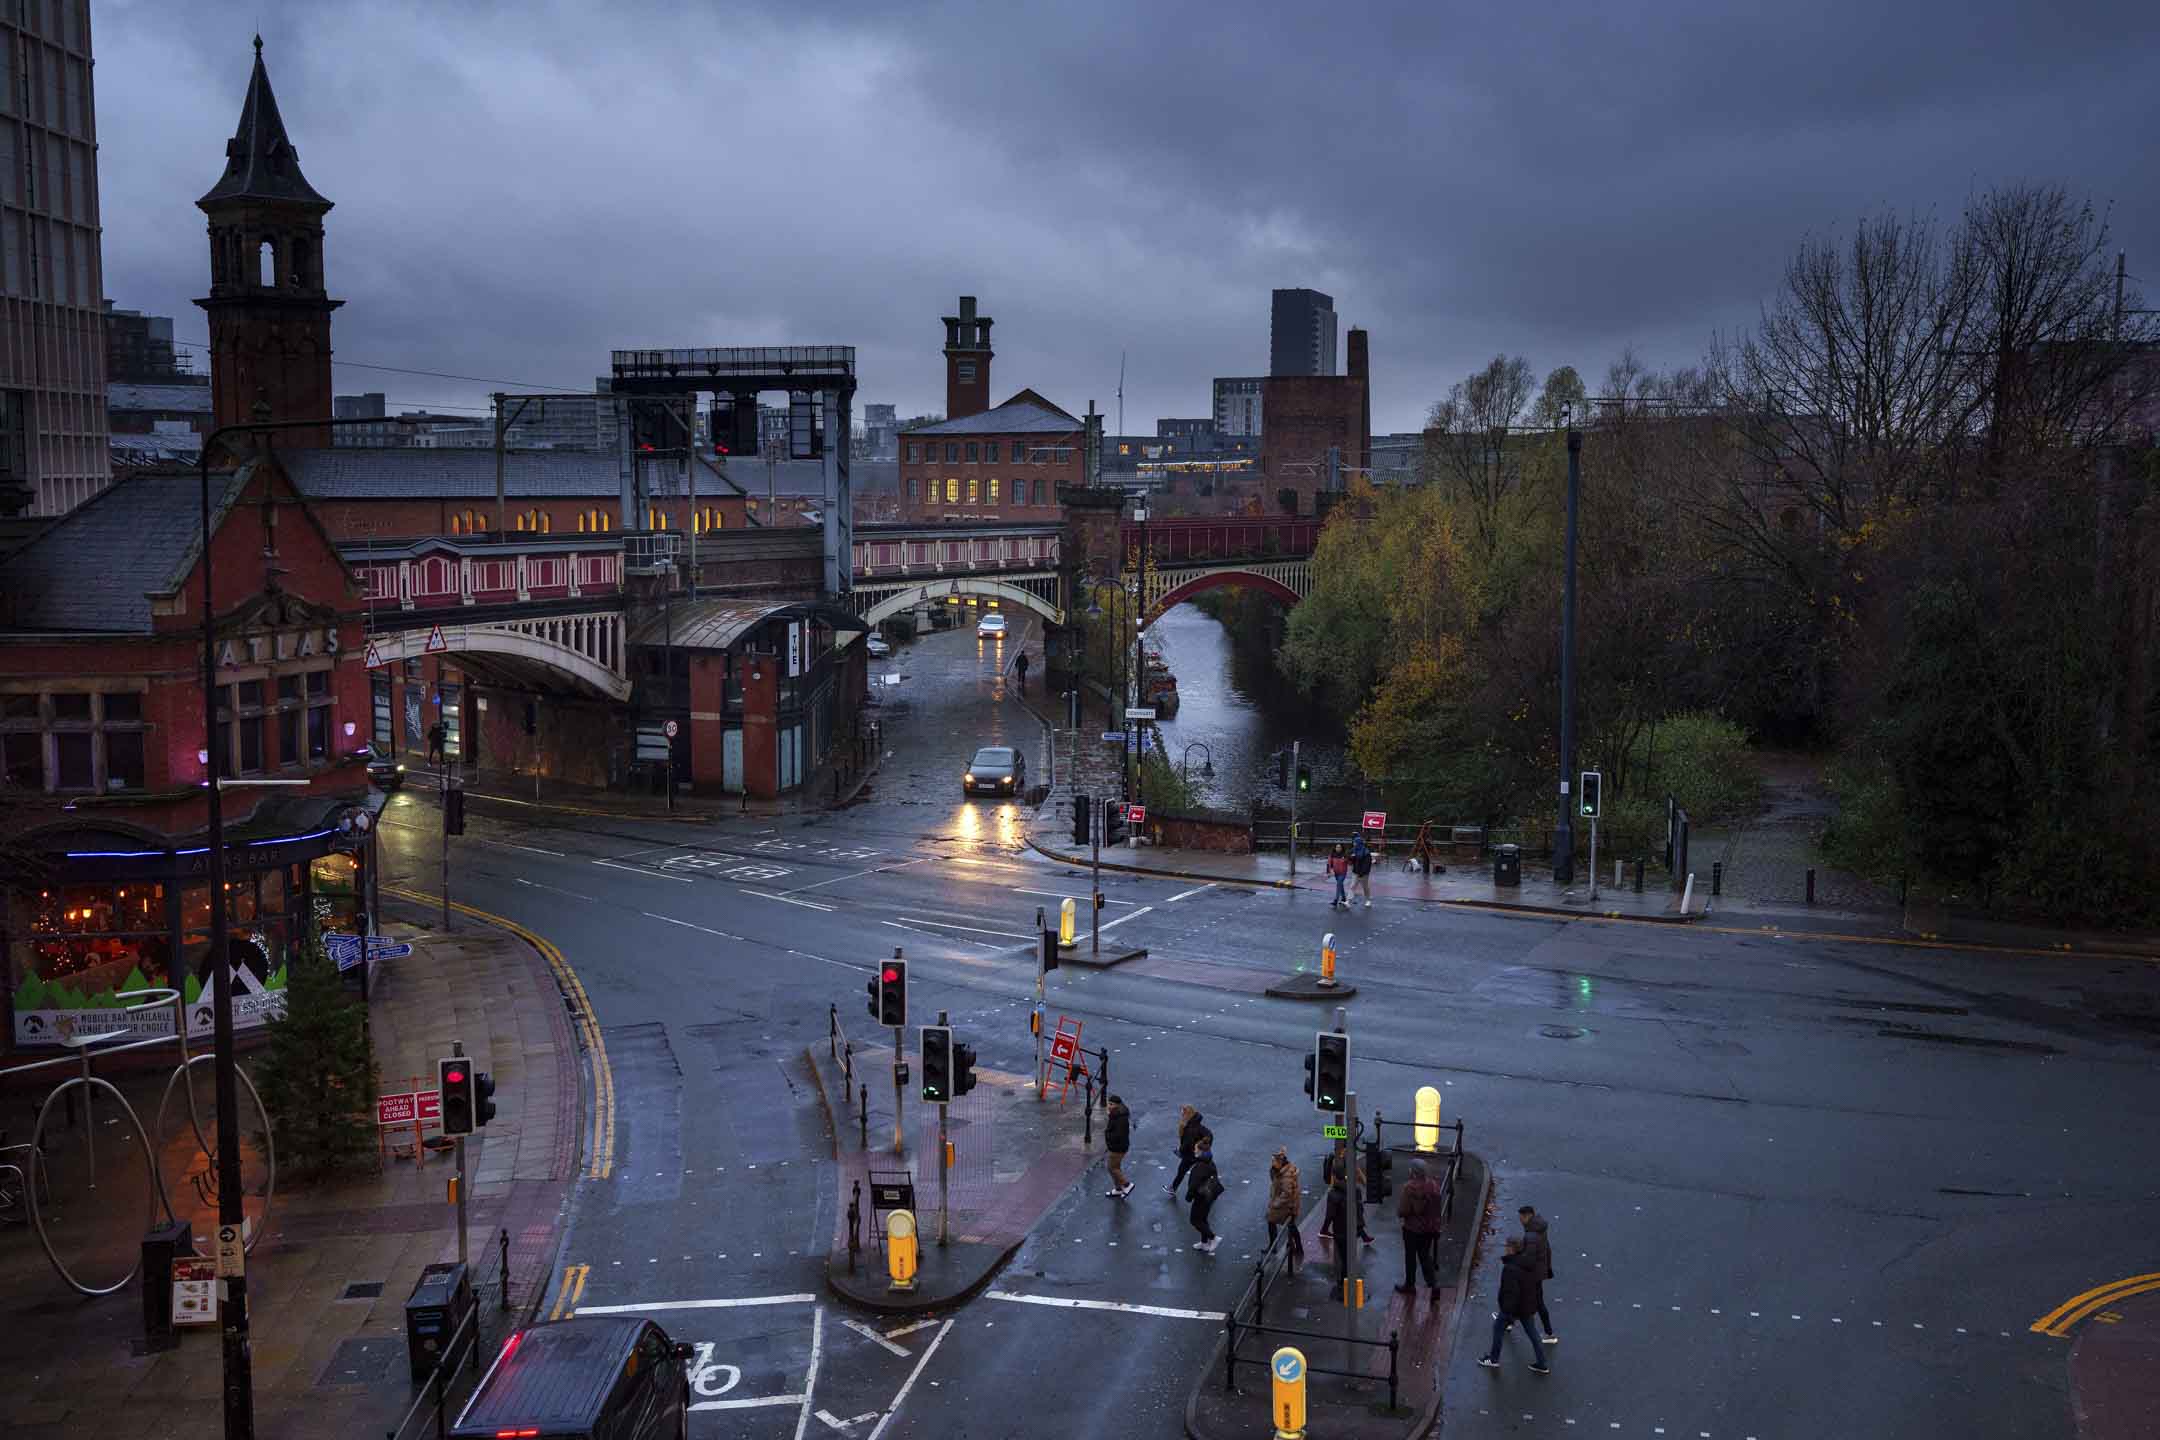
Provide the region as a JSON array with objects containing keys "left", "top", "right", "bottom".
[{"left": 96, "top": 0, "right": 2159, "bottom": 430}]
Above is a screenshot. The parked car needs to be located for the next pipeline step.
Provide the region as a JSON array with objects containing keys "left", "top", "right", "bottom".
[
  {"left": 866, "top": 633, "right": 892, "bottom": 658},
  {"left": 976, "top": 611, "right": 1008, "bottom": 640},
  {"left": 358, "top": 743, "right": 405, "bottom": 790},
  {"left": 452, "top": 1317, "right": 692, "bottom": 1440},
  {"left": 962, "top": 744, "right": 1026, "bottom": 798}
]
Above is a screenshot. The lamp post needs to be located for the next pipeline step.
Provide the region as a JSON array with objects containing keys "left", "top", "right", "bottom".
[
  {"left": 1180, "top": 741, "right": 1214, "bottom": 784},
  {"left": 196, "top": 412, "right": 386, "bottom": 1440},
  {"left": 1553, "top": 417, "right": 1582, "bottom": 885},
  {"left": 1130, "top": 502, "right": 1149, "bottom": 809}
]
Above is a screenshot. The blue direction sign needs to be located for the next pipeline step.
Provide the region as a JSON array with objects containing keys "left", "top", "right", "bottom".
[
  {"left": 1273, "top": 1349, "right": 1304, "bottom": 1383},
  {"left": 366, "top": 937, "right": 414, "bottom": 960},
  {"left": 324, "top": 933, "right": 363, "bottom": 971}
]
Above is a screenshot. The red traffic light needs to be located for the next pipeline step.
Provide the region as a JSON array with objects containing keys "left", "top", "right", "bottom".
[
  {"left": 882, "top": 966, "right": 901, "bottom": 983},
  {"left": 445, "top": 1067, "right": 466, "bottom": 1085}
]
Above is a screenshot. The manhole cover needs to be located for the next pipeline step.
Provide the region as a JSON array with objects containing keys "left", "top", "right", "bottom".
[
  {"left": 1538, "top": 1025, "right": 1588, "bottom": 1040},
  {"left": 340, "top": 1280, "right": 385, "bottom": 1300}
]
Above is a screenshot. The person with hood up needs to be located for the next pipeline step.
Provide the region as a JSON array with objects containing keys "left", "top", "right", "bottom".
[
  {"left": 1519, "top": 1204, "right": 1557, "bottom": 1342},
  {"left": 1477, "top": 1238, "right": 1551, "bottom": 1374},
  {"left": 1265, "top": 1147, "right": 1305, "bottom": 1267},
  {"left": 1167, "top": 1105, "right": 1212, "bottom": 1195},
  {"left": 1350, "top": 833, "right": 1374, "bottom": 908},
  {"left": 1326, "top": 845, "right": 1351, "bottom": 909}
]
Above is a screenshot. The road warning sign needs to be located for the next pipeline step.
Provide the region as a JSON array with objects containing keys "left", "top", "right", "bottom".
[
  {"left": 424, "top": 625, "right": 447, "bottom": 653},
  {"left": 365, "top": 641, "right": 386, "bottom": 669}
]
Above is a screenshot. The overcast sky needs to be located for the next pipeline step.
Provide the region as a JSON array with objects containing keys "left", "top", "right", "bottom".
[{"left": 97, "top": 0, "right": 2160, "bottom": 435}]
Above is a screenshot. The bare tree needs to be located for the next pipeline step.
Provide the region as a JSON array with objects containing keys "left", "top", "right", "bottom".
[{"left": 1424, "top": 354, "right": 1537, "bottom": 561}]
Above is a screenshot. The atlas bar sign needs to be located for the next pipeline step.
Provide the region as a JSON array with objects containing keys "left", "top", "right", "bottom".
[{"left": 215, "top": 625, "right": 341, "bottom": 671}]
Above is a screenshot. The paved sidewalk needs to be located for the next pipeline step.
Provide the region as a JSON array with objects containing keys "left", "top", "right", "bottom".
[
  {"left": 804, "top": 1033, "right": 1097, "bottom": 1313},
  {"left": 0, "top": 913, "right": 583, "bottom": 1440}
]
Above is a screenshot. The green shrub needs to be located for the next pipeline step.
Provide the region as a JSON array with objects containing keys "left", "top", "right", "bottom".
[
  {"left": 884, "top": 615, "right": 916, "bottom": 644},
  {"left": 1629, "top": 712, "right": 1760, "bottom": 827},
  {"left": 1818, "top": 749, "right": 1913, "bottom": 883}
]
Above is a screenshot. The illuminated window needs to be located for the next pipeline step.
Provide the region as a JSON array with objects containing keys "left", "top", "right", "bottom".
[
  {"left": 945, "top": 477, "right": 958, "bottom": 503},
  {"left": 986, "top": 478, "right": 999, "bottom": 504},
  {"left": 514, "top": 512, "right": 527, "bottom": 532},
  {"left": 449, "top": 514, "right": 462, "bottom": 535},
  {"left": 967, "top": 478, "right": 978, "bottom": 503},
  {"left": 576, "top": 512, "right": 588, "bottom": 533},
  {"left": 474, "top": 511, "right": 487, "bottom": 532},
  {"left": 540, "top": 512, "right": 551, "bottom": 534}
]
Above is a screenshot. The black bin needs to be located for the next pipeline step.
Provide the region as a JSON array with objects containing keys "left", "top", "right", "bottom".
[
  {"left": 405, "top": 1260, "right": 476, "bottom": 1384},
  {"left": 140, "top": 1220, "right": 194, "bottom": 1346},
  {"left": 1493, "top": 844, "right": 1522, "bottom": 887}
]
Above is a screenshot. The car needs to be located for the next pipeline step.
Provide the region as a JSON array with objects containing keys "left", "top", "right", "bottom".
[
  {"left": 358, "top": 743, "right": 405, "bottom": 790},
  {"left": 452, "top": 1316, "right": 693, "bottom": 1440},
  {"left": 962, "top": 744, "right": 1026, "bottom": 798},
  {"left": 976, "top": 612, "right": 1008, "bottom": 639},
  {"left": 866, "top": 633, "right": 892, "bottom": 658}
]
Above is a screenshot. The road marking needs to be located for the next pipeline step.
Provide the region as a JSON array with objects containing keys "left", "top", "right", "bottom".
[
  {"left": 1011, "top": 886, "right": 1135, "bottom": 906},
  {"left": 789, "top": 865, "right": 893, "bottom": 895},
  {"left": 1166, "top": 883, "right": 1218, "bottom": 902},
  {"left": 985, "top": 1290, "right": 1226, "bottom": 1322},
  {"left": 548, "top": 1264, "right": 589, "bottom": 1321},
  {"left": 881, "top": 919, "right": 1005, "bottom": 950},
  {"left": 2032, "top": 1272, "right": 2160, "bottom": 1337},
  {"left": 817, "top": 1411, "right": 877, "bottom": 1432},
  {"left": 384, "top": 886, "right": 615, "bottom": 1180},
  {"left": 592, "top": 858, "right": 693, "bottom": 883},
  {"left": 885, "top": 1319, "right": 939, "bottom": 1340},
  {"left": 474, "top": 837, "right": 569, "bottom": 857},
  {"left": 865, "top": 1318, "right": 953, "bottom": 1440},
  {"left": 744, "top": 889, "right": 838, "bottom": 912},
  {"left": 692, "top": 1394, "right": 807, "bottom": 1411},
  {"left": 793, "top": 1305, "right": 824, "bottom": 1440},
  {"left": 1094, "top": 904, "right": 1155, "bottom": 934},
  {"left": 841, "top": 1317, "right": 910, "bottom": 1357},
  {"left": 573, "top": 1293, "right": 818, "bottom": 1315},
  {"left": 513, "top": 877, "right": 601, "bottom": 901},
  {"left": 642, "top": 912, "right": 744, "bottom": 940},
  {"left": 891, "top": 915, "right": 1036, "bottom": 940}
]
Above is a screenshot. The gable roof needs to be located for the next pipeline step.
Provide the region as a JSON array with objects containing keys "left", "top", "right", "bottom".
[
  {"left": 0, "top": 469, "right": 250, "bottom": 633},
  {"left": 284, "top": 447, "right": 624, "bottom": 499},
  {"left": 907, "top": 390, "right": 1082, "bottom": 437},
  {"left": 197, "top": 39, "right": 331, "bottom": 209}
]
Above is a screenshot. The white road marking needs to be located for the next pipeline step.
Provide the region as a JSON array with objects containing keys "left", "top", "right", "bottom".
[
  {"left": 643, "top": 913, "right": 744, "bottom": 940},
  {"left": 1094, "top": 904, "right": 1155, "bottom": 934},
  {"left": 475, "top": 838, "right": 568, "bottom": 857},
  {"left": 1011, "top": 886, "right": 1135, "bottom": 906},
  {"left": 513, "top": 877, "right": 600, "bottom": 901},
  {"left": 743, "top": 889, "right": 837, "bottom": 911},
  {"left": 573, "top": 1293, "right": 816, "bottom": 1314},
  {"left": 792, "top": 1305, "right": 824, "bottom": 1440},
  {"left": 841, "top": 1317, "right": 909, "bottom": 1357},
  {"left": 885, "top": 1319, "right": 939, "bottom": 1339},
  {"left": 592, "top": 858, "right": 693, "bottom": 883},
  {"left": 880, "top": 919, "right": 1003, "bottom": 949},
  {"left": 1165, "top": 883, "right": 1217, "bottom": 902},
  {"left": 985, "top": 1290, "right": 1225, "bottom": 1322},
  {"left": 816, "top": 1411, "right": 878, "bottom": 1433},
  {"left": 891, "top": 915, "right": 1036, "bottom": 940},
  {"left": 692, "top": 1394, "right": 806, "bottom": 1411},
  {"left": 790, "top": 866, "right": 892, "bottom": 894},
  {"left": 866, "top": 1318, "right": 953, "bottom": 1440}
]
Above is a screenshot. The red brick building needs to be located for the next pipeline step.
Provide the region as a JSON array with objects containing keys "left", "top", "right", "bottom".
[
  {"left": 1260, "top": 326, "right": 1371, "bottom": 514},
  {"left": 899, "top": 388, "right": 1086, "bottom": 523}
]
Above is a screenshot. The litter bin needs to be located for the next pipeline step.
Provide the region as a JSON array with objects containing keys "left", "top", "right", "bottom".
[
  {"left": 140, "top": 1219, "right": 193, "bottom": 1346},
  {"left": 1493, "top": 843, "right": 1521, "bottom": 887},
  {"left": 405, "top": 1260, "right": 476, "bottom": 1384}
]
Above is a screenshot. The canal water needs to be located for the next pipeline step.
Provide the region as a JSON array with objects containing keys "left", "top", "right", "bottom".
[{"left": 1144, "top": 604, "right": 1354, "bottom": 815}]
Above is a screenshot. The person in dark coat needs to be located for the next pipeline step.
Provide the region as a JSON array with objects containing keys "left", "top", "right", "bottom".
[
  {"left": 1014, "top": 651, "right": 1030, "bottom": 692},
  {"left": 1167, "top": 1106, "right": 1211, "bottom": 1194},
  {"left": 1350, "top": 833, "right": 1374, "bottom": 908},
  {"left": 1519, "top": 1205, "right": 1557, "bottom": 1342},
  {"left": 1478, "top": 1239, "right": 1550, "bottom": 1373},
  {"left": 426, "top": 720, "right": 447, "bottom": 766},
  {"left": 1394, "top": 1160, "right": 1445, "bottom": 1294},
  {"left": 1103, "top": 1095, "right": 1133, "bottom": 1198},
  {"left": 1185, "top": 1136, "right": 1222, "bottom": 1253},
  {"left": 1317, "top": 1143, "right": 1373, "bottom": 1244}
]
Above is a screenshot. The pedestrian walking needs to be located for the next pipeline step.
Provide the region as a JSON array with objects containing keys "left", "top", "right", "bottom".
[
  {"left": 1327, "top": 845, "right": 1351, "bottom": 909},
  {"left": 1519, "top": 1205, "right": 1557, "bottom": 1342},
  {"left": 1478, "top": 1238, "right": 1551, "bottom": 1374},
  {"left": 426, "top": 720, "right": 447, "bottom": 767},
  {"left": 1265, "top": 1147, "right": 1305, "bottom": 1267},
  {"left": 1185, "top": 1136, "right": 1223, "bottom": 1253},
  {"left": 1317, "top": 1143, "right": 1372, "bottom": 1245},
  {"left": 1015, "top": 651, "right": 1030, "bottom": 692},
  {"left": 1166, "top": 1106, "right": 1211, "bottom": 1194},
  {"left": 1351, "top": 833, "right": 1374, "bottom": 908},
  {"left": 1102, "top": 1094, "right": 1133, "bottom": 1198},
  {"left": 1394, "top": 1160, "right": 1446, "bottom": 1296}
]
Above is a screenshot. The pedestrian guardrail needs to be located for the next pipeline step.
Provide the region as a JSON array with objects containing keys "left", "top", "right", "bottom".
[
  {"left": 1368, "top": 1115, "right": 1466, "bottom": 1220},
  {"left": 383, "top": 1225, "right": 517, "bottom": 1440},
  {"left": 1223, "top": 1224, "right": 1400, "bottom": 1410}
]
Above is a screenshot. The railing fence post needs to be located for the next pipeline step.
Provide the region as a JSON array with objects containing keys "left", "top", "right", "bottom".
[
  {"left": 1224, "top": 1317, "right": 1237, "bottom": 1392},
  {"left": 1388, "top": 1330, "right": 1400, "bottom": 1411}
]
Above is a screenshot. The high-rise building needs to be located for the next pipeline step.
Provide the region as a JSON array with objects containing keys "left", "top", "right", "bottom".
[
  {"left": 0, "top": 2, "right": 108, "bottom": 517},
  {"left": 1213, "top": 376, "right": 1265, "bottom": 436},
  {"left": 1269, "top": 288, "right": 1337, "bottom": 377}
]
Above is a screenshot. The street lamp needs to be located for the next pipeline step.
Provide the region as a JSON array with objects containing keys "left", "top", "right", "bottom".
[
  {"left": 1553, "top": 411, "right": 1582, "bottom": 885},
  {"left": 1180, "top": 741, "right": 1214, "bottom": 782}
]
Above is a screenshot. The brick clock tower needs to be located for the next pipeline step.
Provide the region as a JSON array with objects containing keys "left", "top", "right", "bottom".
[
  {"left": 943, "top": 295, "right": 993, "bottom": 419},
  {"left": 195, "top": 37, "right": 340, "bottom": 449}
]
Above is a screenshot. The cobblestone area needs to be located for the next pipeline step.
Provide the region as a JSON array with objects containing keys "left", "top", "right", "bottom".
[{"left": 1694, "top": 753, "right": 1894, "bottom": 913}]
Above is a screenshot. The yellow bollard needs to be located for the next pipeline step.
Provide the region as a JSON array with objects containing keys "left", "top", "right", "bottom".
[
  {"left": 1319, "top": 932, "right": 1337, "bottom": 988},
  {"left": 886, "top": 1209, "right": 918, "bottom": 1292},
  {"left": 1271, "top": 1346, "right": 1307, "bottom": 1439},
  {"left": 1059, "top": 897, "right": 1077, "bottom": 948},
  {"left": 1414, "top": 1085, "right": 1443, "bottom": 1152}
]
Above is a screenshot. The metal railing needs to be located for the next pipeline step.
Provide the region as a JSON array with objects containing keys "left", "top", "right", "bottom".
[
  {"left": 383, "top": 1225, "right": 518, "bottom": 1440},
  {"left": 1368, "top": 1115, "right": 1467, "bottom": 1221},
  {"left": 1223, "top": 1224, "right": 1399, "bottom": 1409}
]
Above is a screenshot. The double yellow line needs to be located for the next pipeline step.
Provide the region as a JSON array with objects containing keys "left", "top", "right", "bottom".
[
  {"left": 548, "top": 1263, "right": 590, "bottom": 1321},
  {"left": 383, "top": 885, "right": 616, "bottom": 1180},
  {"left": 2030, "top": 1271, "right": 2160, "bottom": 1337}
]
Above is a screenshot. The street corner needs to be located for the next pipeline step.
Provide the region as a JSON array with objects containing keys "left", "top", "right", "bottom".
[
  {"left": 1183, "top": 1150, "right": 1490, "bottom": 1440},
  {"left": 1264, "top": 972, "right": 1360, "bottom": 1000},
  {"left": 2048, "top": 1275, "right": 2160, "bottom": 1440},
  {"left": 826, "top": 1233, "right": 1021, "bottom": 1315}
]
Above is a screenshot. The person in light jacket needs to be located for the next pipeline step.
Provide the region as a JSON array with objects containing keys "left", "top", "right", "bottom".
[
  {"left": 1265, "top": 1147, "right": 1305, "bottom": 1266},
  {"left": 1167, "top": 1105, "right": 1211, "bottom": 1194}
]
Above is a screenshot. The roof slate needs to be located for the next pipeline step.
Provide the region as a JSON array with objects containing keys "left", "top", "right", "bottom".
[
  {"left": 284, "top": 447, "right": 623, "bottom": 499},
  {"left": 907, "top": 392, "right": 1082, "bottom": 437},
  {"left": 110, "top": 382, "right": 215, "bottom": 412},
  {"left": 198, "top": 41, "right": 331, "bottom": 209},
  {"left": 0, "top": 469, "right": 250, "bottom": 633}
]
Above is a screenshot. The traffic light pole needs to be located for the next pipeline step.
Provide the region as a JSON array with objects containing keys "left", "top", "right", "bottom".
[
  {"left": 890, "top": 949, "right": 905, "bottom": 1156},
  {"left": 937, "top": 1008, "right": 950, "bottom": 1247},
  {"left": 1090, "top": 797, "right": 1102, "bottom": 958},
  {"left": 453, "top": 1040, "right": 469, "bottom": 1268},
  {"left": 440, "top": 751, "right": 452, "bottom": 933},
  {"left": 1289, "top": 739, "right": 1301, "bottom": 876},
  {"left": 1589, "top": 815, "right": 1600, "bottom": 903},
  {"left": 1344, "top": 1088, "right": 1361, "bottom": 1347},
  {"left": 1032, "top": 912, "right": 1046, "bottom": 1099}
]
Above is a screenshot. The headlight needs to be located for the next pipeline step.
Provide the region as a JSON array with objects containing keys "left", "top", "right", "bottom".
[
  {"left": 395, "top": 764, "right": 405, "bottom": 772},
  {"left": 963, "top": 773, "right": 975, "bottom": 783}
]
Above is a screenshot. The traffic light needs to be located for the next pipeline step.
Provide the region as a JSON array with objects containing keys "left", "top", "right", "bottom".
[
  {"left": 475, "top": 1070, "right": 497, "bottom": 1128},
  {"left": 1579, "top": 770, "right": 1602, "bottom": 819},
  {"left": 869, "top": 958, "right": 907, "bottom": 1028},
  {"left": 1296, "top": 766, "right": 1312, "bottom": 793},
  {"left": 440, "top": 1057, "right": 476, "bottom": 1137},
  {"left": 921, "top": 1025, "right": 952, "bottom": 1104},
  {"left": 1303, "top": 1048, "right": 1318, "bottom": 1102},
  {"left": 953, "top": 1039, "right": 978, "bottom": 1097},
  {"left": 1072, "top": 793, "right": 1091, "bottom": 846},
  {"left": 1364, "top": 1134, "right": 1392, "bottom": 1201},
  {"left": 1104, "top": 804, "right": 1128, "bottom": 846},
  {"left": 1275, "top": 752, "right": 1289, "bottom": 790},
  {"left": 1039, "top": 928, "right": 1059, "bottom": 974},
  {"left": 444, "top": 786, "right": 466, "bottom": 836},
  {"left": 1311, "top": 1031, "right": 1348, "bottom": 1113}
]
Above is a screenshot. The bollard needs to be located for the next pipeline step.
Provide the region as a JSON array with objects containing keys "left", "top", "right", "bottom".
[
  {"left": 847, "top": 1181, "right": 862, "bottom": 1273},
  {"left": 1806, "top": 868, "right": 1816, "bottom": 906},
  {"left": 859, "top": 1084, "right": 868, "bottom": 1150},
  {"left": 1059, "top": 897, "right": 1077, "bottom": 948},
  {"left": 498, "top": 1228, "right": 510, "bottom": 1311},
  {"left": 829, "top": 1003, "right": 837, "bottom": 1059},
  {"left": 1414, "top": 1085, "right": 1443, "bottom": 1152},
  {"left": 886, "top": 1209, "right": 919, "bottom": 1292},
  {"left": 843, "top": 1040, "right": 853, "bottom": 1096},
  {"left": 1633, "top": 857, "right": 1644, "bottom": 893},
  {"left": 1712, "top": 861, "right": 1723, "bottom": 897},
  {"left": 1615, "top": 857, "right": 1623, "bottom": 889},
  {"left": 1319, "top": 932, "right": 1337, "bottom": 988},
  {"left": 1681, "top": 872, "right": 1696, "bottom": 915},
  {"left": 1271, "top": 1346, "right": 1309, "bottom": 1439}
]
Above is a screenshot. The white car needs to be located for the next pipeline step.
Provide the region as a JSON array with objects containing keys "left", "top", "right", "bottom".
[
  {"left": 865, "top": 633, "right": 891, "bottom": 657},
  {"left": 977, "top": 612, "right": 1008, "bottom": 639}
]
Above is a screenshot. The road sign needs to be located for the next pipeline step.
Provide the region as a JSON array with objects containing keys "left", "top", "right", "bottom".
[
  {"left": 1127, "top": 805, "right": 1146, "bottom": 825},
  {"left": 366, "top": 937, "right": 413, "bottom": 960},
  {"left": 663, "top": 719, "right": 679, "bottom": 739},
  {"left": 425, "top": 625, "right": 447, "bottom": 653},
  {"left": 1323, "top": 1123, "right": 1348, "bottom": 1140},
  {"left": 215, "top": 1224, "right": 244, "bottom": 1278},
  {"left": 364, "top": 641, "right": 385, "bottom": 669},
  {"left": 324, "top": 932, "right": 364, "bottom": 971},
  {"left": 1125, "top": 707, "right": 1157, "bottom": 720},
  {"left": 376, "top": 1090, "right": 443, "bottom": 1127},
  {"left": 1361, "top": 811, "right": 1387, "bottom": 830},
  {"left": 1101, "top": 731, "right": 1127, "bottom": 744}
]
